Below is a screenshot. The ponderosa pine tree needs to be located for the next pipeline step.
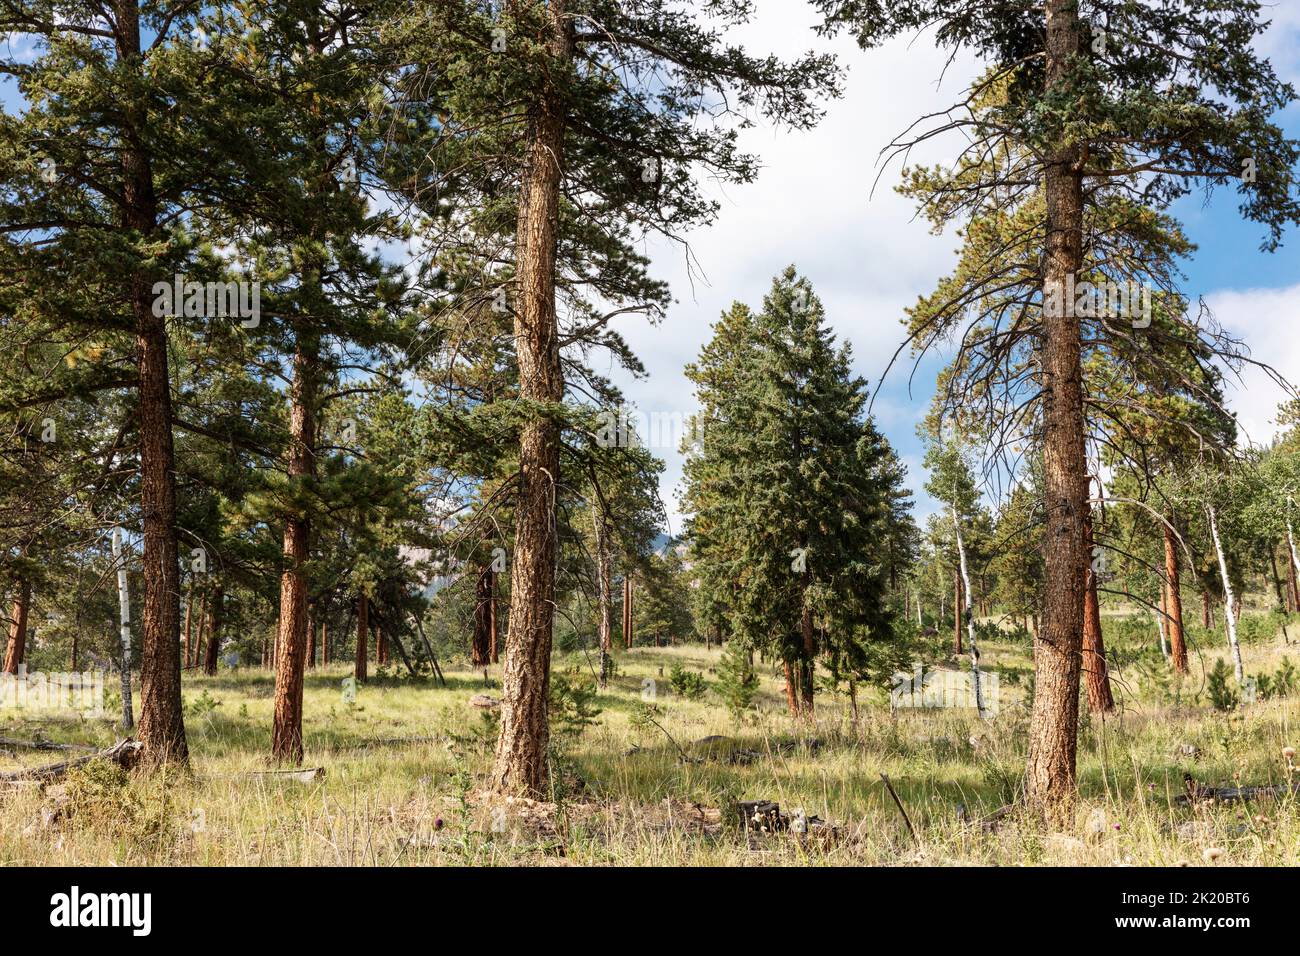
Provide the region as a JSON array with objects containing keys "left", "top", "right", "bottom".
[
  {"left": 817, "top": 0, "right": 1300, "bottom": 821},
  {"left": 173, "top": 2, "right": 416, "bottom": 763},
  {"left": 0, "top": 3, "right": 269, "bottom": 763},
  {"left": 394, "top": 0, "right": 839, "bottom": 795}
]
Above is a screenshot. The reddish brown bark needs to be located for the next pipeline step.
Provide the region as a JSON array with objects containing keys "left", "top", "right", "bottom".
[
  {"left": 492, "top": 3, "right": 572, "bottom": 797},
  {"left": 121, "top": 0, "right": 186, "bottom": 766},
  {"left": 191, "top": 587, "right": 208, "bottom": 669},
  {"left": 2, "top": 578, "right": 30, "bottom": 675},
  {"left": 306, "top": 613, "right": 316, "bottom": 670},
  {"left": 783, "top": 660, "right": 800, "bottom": 715},
  {"left": 1163, "top": 525, "right": 1188, "bottom": 673},
  {"left": 1026, "top": 0, "right": 1087, "bottom": 825},
  {"left": 1202, "top": 590, "right": 1212, "bottom": 628}
]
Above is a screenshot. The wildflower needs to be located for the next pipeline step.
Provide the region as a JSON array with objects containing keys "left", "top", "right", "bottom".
[{"left": 1202, "top": 847, "right": 1223, "bottom": 862}]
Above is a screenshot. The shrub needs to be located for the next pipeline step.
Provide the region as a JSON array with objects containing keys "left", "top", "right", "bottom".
[
  {"left": 549, "top": 671, "right": 602, "bottom": 735},
  {"left": 668, "top": 662, "right": 707, "bottom": 700},
  {"left": 1207, "top": 659, "right": 1240, "bottom": 712},
  {"left": 715, "top": 643, "right": 758, "bottom": 717}
]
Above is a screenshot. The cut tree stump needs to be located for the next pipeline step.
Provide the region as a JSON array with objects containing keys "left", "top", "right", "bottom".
[
  {"left": 469, "top": 694, "right": 500, "bottom": 709},
  {"left": 0, "top": 738, "right": 142, "bottom": 783},
  {"left": 736, "top": 800, "right": 786, "bottom": 833}
]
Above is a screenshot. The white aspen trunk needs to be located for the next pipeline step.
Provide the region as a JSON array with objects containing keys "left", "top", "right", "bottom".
[
  {"left": 1207, "top": 505, "right": 1244, "bottom": 683},
  {"left": 916, "top": 591, "right": 922, "bottom": 627},
  {"left": 952, "top": 506, "right": 985, "bottom": 717},
  {"left": 111, "top": 526, "right": 134, "bottom": 730}
]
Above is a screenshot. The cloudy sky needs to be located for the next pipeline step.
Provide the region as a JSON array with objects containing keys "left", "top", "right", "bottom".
[{"left": 605, "top": 2, "right": 1300, "bottom": 534}]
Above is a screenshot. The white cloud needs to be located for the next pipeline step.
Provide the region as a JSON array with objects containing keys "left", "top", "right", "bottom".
[
  {"left": 612, "top": 4, "right": 980, "bottom": 527},
  {"left": 609, "top": 2, "right": 1300, "bottom": 531},
  {"left": 1204, "top": 284, "right": 1300, "bottom": 447}
]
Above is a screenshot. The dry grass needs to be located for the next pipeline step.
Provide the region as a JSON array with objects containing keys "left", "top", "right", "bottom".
[{"left": 1, "top": 624, "right": 1297, "bottom": 866}]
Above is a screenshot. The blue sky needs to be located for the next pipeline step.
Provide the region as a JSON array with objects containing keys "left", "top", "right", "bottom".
[
  {"left": 608, "top": 2, "right": 1300, "bottom": 533},
  {"left": 6, "top": 5, "right": 1300, "bottom": 536}
]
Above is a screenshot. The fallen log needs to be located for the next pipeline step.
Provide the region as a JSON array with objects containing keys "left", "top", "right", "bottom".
[
  {"left": 237, "top": 767, "right": 326, "bottom": 783},
  {"left": 324, "top": 735, "right": 442, "bottom": 753},
  {"left": 1178, "top": 774, "right": 1300, "bottom": 805},
  {"left": 0, "top": 736, "right": 96, "bottom": 753},
  {"left": 0, "top": 738, "right": 142, "bottom": 783}
]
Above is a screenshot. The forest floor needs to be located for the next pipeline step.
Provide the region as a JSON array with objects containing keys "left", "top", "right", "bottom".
[{"left": 1, "top": 617, "right": 1298, "bottom": 865}]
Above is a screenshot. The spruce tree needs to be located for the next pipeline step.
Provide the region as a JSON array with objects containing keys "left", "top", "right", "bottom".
[{"left": 684, "top": 268, "right": 902, "bottom": 716}]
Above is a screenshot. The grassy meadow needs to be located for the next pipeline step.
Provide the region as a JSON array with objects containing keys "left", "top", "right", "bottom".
[{"left": 2, "top": 609, "right": 1298, "bottom": 866}]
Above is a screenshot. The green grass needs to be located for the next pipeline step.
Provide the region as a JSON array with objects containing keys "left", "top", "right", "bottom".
[{"left": 1, "top": 617, "right": 1298, "bottom": 866}]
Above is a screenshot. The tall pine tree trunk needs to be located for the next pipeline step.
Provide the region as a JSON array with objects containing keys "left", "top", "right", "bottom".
[
  {"left": 783, "top": 661, "right": 800, "bottom": 716},
  {"left": 489, "top": 574, "right": 499, "bottom": 663},
  {"left": 1027, "top": 0, "right": 1088, "bottom": 824},
  {"left": 1081, "top": 514, "right": 1113, "bottom": 713},
  {"left": 2, "top": 578, "right": 29, "bottom": 674},
  {"left": 203, "top": 584, "right": 223, "bottom": 676},
  {"left": 1207, "top": 505, "right": 1244, "bottom": 682},
  {"left": 306, "top": 611, "right": 315, "bottom": 670},
  {"left": 492, "top": 2, "right": 572, "bottom": 797},
  {"left": 1163, "top": 524, "right": 1188, "bottom": 673},
  {"left": 799, "top": 590, "right": 815, "bottom": 714},
  {"left": 117, "top": 0, "right": 185, "bottom": 765},
  {"left": 272, "top": 341, "right": 316, "bottom": 764},
  {"left": 182, "top": 587, "right": 193, "bottom": 672}
]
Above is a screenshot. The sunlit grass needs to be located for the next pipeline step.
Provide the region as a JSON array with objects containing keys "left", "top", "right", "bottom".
[{"left": 1, "top": 621, "right": 1297, "bottom": 865}]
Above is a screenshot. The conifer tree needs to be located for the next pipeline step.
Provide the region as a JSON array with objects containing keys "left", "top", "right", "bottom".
[
  {"left": 684, "top": 268, "right": 902, "bottom": 715},
  {"left": 396, "top": 1, "right": 839, "bottom": 794},
  {"left": 818, "top": 0, "right": 1299, "bottom": 817}
]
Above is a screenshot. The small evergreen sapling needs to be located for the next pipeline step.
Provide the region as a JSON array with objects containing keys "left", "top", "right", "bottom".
[
  {"left": 716, "top": 642, "right": 760, "bottom": 719},
  {"left": 1207, "top": 660, "right": 1240, "bottom": 713}
]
